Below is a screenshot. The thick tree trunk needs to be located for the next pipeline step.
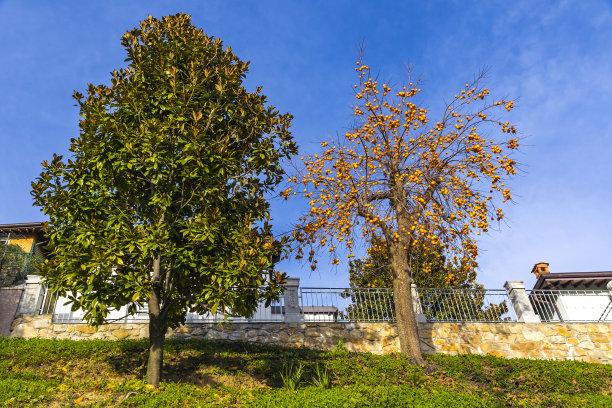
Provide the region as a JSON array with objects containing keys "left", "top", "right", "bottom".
[
  {"left": 147, "top": 310, "right": 167, "bottom": 386},
  {"left": 147, "top": 256, "right": 168, "bottom": 387},
  {"left": 392, "top": 268, "right": 425, "bottom": 365}
]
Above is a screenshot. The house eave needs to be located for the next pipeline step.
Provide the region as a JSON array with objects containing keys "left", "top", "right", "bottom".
[{"left": 533, "top": 271, "right": 612, "bottom": 290}]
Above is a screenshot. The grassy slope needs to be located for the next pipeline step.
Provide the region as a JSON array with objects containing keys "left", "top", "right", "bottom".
[{"left": 1, "top": 337, "right": 611, "bottom": 407}]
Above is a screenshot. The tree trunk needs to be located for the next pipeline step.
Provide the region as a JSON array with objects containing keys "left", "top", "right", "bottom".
[
  {"left": 147, "top": 310, "right": 167, "bottom": 386},
  {"left": 392, "top": 269, "right": 425, "bottom": 365},
  {"left": 147, "top": 255, "right": 168, "bottom": 387}
]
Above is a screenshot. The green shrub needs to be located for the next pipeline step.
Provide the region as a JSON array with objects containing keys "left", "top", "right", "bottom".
[
  {"left": 310, "top": 363, "right": 333, "bottom": 389},
  {"left": 280, "top": 362, "right": 305, "bottom": 390}
]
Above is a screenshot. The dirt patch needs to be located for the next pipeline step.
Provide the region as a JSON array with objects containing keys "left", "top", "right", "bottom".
[
  {"left": 17, "top": 350, "right": 271, "bottom": 390},
  {"left": 44, "top": 391, "right": 121, "bottom": 408},
  {"left": 179, "top": 367, "right": 268, "bottom": 389}
]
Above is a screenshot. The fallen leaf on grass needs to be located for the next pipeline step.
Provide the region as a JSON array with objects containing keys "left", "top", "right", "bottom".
[{"left": 74, "top": 396, "right": 84, "bottom": 404}]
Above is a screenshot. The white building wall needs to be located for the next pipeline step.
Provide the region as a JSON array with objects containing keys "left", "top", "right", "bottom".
[{"left": 556, "top": 294, "right": 612, "bottom": 322}]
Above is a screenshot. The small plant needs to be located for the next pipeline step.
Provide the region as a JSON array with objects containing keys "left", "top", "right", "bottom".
[
  {"left": 332, "top": 339, "right": 349, "bottom": 355},
  {"left": 310, "top": 363, "right": 333, "bottom": 389},
  {"left": 407, "top": 368, "right": 428, "bottom": 387},
  {"left": 280, "top": 362, "right": 304, "bottom": 390}
]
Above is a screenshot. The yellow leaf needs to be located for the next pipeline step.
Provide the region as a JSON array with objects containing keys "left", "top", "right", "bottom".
[{"left": 74, "top": 396, "right": 84, "bottom": 404}]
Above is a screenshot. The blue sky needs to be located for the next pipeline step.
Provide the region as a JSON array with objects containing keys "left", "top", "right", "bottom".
[{"left": 1, "top": 1, "right": 611, "bottom": 289}]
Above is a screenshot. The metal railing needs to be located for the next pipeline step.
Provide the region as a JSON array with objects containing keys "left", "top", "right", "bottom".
[
  {"left": 40, "top": 286, "right": 58, "bottom": 315},
  {"left": 528, "top": 289, "right": 612, "bottom": 322},
  {"left": 41, "top": 285, "right": 612, "bottom": 324},
  {"left": 416, "top": 288, "right": 516, "bottom": 322},
  {"left": 185, "top": 296, "right": 285, "bottom": 323},
  {"left": 299, "top": 287, "right": 517, "bottom": 322},
  {"left": 300, "top": 287, "right": 395, "bottom": 322},
  {"left": 43, "top": 289, "right": 285, "bottom": 323},
  {"left": 42, "top": 291, "right": 149, "bottom": 323}
]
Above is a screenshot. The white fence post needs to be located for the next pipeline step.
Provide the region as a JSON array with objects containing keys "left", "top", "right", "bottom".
[
  {"left": 284, "top": 277, "right": 302, "bottom": 323},
  {"left": 504, "top": 280, "right": 540, "bottom": 323},
  {"left": 411, "top": 283, "right": 427, "bottom": 323},
  {"left": 17, "top": 274, "right": 45, "bottom": 316}
]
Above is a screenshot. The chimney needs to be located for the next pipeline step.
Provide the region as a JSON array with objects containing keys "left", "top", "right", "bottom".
[{"left": 531, "top": 262, "right": 550, "bottom": 279}]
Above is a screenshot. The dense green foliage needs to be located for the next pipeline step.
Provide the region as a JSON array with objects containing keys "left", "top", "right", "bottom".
[
  {"left": 347, "top": 236, "right": 509, "bottom": 321},
  {"left": 0, "top": 244, "right": 29, "bottom": 286},
  {"left": 1, "top": 337, "right": 610, "bottom": 407},
  {"left": 31, "top": 13, "right": 296, "bottom": 385},
  {"left": 348, "top": 236, "right": 478, "bottom": 289},
  {"left": 31, "top": 13, "right": 296, "bottom": 327}
]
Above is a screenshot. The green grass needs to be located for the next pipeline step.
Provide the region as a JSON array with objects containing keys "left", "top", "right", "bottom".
[{"left": 1, "top": 336, "right": 611, "bottom": 407}]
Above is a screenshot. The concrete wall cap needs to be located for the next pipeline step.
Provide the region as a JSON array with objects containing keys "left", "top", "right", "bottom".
[
  {"left": 25, "top": 275, "right": 43, "bottom": 284},
  {"left": 504, "top": 281, "right": 526, "bottom": 290}
]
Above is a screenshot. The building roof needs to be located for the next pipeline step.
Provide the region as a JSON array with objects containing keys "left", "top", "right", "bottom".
[
  {"left": 301, "top": 306, "right": 339, "bottom": 314},
  {"left": 533, "top": 271, "right": 612, "bottom": 290},
  {"left": 0, "top": 222, "right": 45, "bottom": 234},
  {"left": 270, "top": 305, "right": 339, "bottom": 315}
]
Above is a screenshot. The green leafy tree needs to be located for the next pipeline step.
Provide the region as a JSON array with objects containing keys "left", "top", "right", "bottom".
[
  {"left": 348, "top": 236, "right": 476, "bottom": 289},
  {"left": 346, "top": 235, "right": 508, "bottom": 321},
  {"left": 31, "top": 14, "right": 296, "bottom": 386},
  {"left": 0, "top": 243, "right": 33, "bottom": 286}
]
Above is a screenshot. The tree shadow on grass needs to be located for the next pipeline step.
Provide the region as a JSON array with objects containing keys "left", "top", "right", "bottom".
[
  {"left": 104, "top": 338, "right": 327, "bottom": 389},
  {"left": 102, "top": 340, "right": 149, "bottom": 380}
]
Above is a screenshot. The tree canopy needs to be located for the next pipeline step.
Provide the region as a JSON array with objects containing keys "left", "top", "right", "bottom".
[{"left": 32, "top": 13, "right": 296, "bottom": 385}]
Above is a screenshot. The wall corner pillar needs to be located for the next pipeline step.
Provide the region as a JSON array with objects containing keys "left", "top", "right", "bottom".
[
  {"left": 283, "top": 277, "right": 303, "bottom": 323},
  {"left": 504, "top": 280, "right": 540, "bottom": 323},
  {"left": 411, "top": 283, "right": 427, "bottom": 323},
  {"left": 17, "top": 274, "right": 45, "bottom": 316}
]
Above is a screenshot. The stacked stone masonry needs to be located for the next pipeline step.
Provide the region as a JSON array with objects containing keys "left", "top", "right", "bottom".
[{"left": 10, "top": 315, "right": 612, "bottom": 364}]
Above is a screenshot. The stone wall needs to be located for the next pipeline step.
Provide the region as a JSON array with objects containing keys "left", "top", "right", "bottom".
[
  {"left": 10, "top": 314, "right": 612, "bottom": 364},
  {"left": 419, "top": 322, "right": 612, "bottom": 363}
]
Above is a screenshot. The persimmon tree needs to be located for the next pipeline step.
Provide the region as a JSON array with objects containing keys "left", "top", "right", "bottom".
[
  {"left": 31, "top": 14, "right": 296, "bottom": 386},
  {"left": 286, "top": 56, "right": 519, "bottom": 364}
]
